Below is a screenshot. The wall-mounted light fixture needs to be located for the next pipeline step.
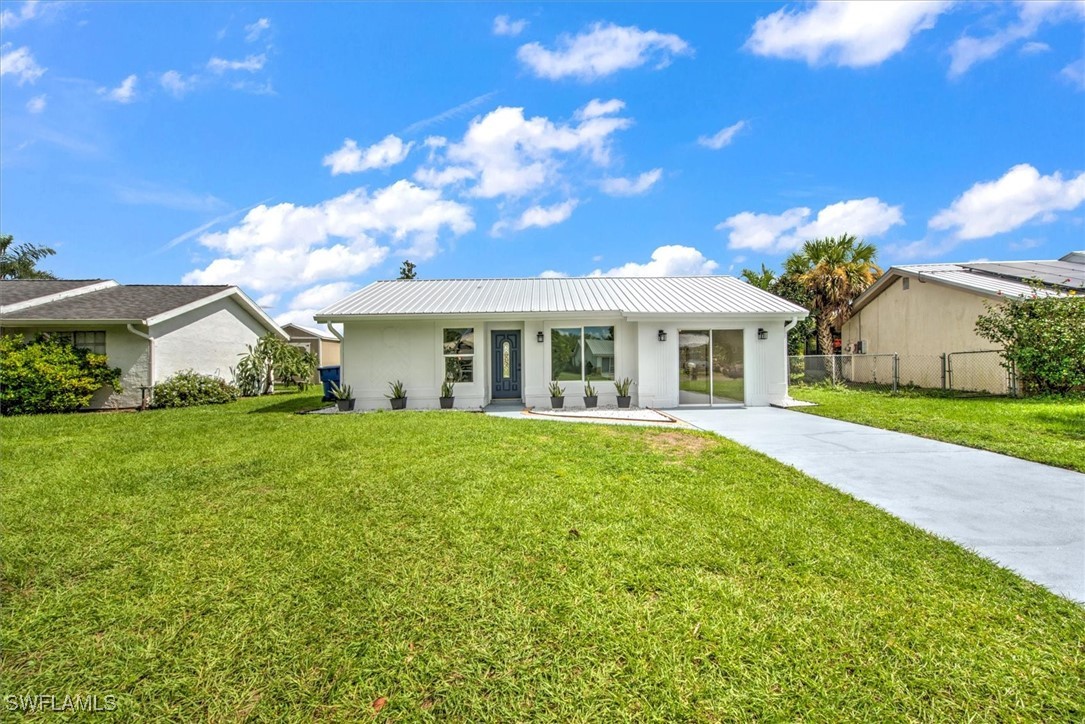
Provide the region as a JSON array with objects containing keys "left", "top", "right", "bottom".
[
  {"left": 757, "top": 328, "right": 768, "bottom": 340},
  {"left": 536, "top": 331, "right": 544, "bottom": 343},
  {"left": 658, "top": 329, "right": 667, "bottom": 342}
]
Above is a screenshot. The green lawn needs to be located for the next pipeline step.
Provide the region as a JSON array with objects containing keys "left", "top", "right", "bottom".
[
  {"left": 790, "top": 385, "right": 1085, "bottom": 472},
  {"left": 2, "top": 394, "right": 1083, "bottom": 720}
]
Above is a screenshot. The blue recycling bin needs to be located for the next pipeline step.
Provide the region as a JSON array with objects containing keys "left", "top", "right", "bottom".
[{"left": 318, "top": 365, "right": 341, "bottom": 401}]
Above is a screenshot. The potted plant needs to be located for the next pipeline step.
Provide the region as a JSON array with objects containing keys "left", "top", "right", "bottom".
[
  {"left": 330, "top": 381, "right": 355, "bottom": 412},
  {"left": 583, "top": 381, "right": 598, "bottom": 409},
  {"left": 439, "top": 379, "right": 455, "bottom": 409},
  {"left": 614, "top": 377, "right": 633, "bottom": 409},
  {"left": 386, "top": 379, "right": 407, "bottom": 410},
  {"left": 548, "top": 381, "right": 565, "bottom": 409}
]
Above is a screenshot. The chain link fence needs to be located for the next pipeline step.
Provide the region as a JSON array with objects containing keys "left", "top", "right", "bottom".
[{"left": 789, "top": 350, "right": 1016, "bottom": 396}]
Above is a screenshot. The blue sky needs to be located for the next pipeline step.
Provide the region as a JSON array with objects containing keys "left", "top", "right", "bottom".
[{"left": 2, "top": 0, "right": 1083, "bottom": 327}]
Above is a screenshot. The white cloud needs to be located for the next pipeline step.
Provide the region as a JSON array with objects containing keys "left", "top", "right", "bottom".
[
  {"left": 207, "top": 54, "right": 266, "bottom": 73},
  {"left": 436, "top": 101, "right": 632, "bottom": 199},
  {"left": 600, "top": 168, "right": 662, "bottom": 196},
  {"left": 160, "top": 70, "right": 197, "bottom": 98},
  {"left": 413, "top": 165, "right": 474, "bottom": 188},
  {"left": 718, "top": 197, "right": 904, "bottom": 252},
  {"left": 539, "top": 270, "right": 569, "bottom": 278},
  {"left": 518, "top": 22, "right": 691, "bottom": 80},
  {"left": 698, "top": 120, "right": 747, "bottom": 150},
  {"left": 1020, "top": 41, "right": 1051, "bottom": 54},
  {"left": 493, "top": 15, "right": 528, "bottom": 37},
  {"left": 26, "top": 93, "right": 45, "bottom": 113},
  {"left": 256, "top": 293, "right": 280, "bottom": 307},
  {"left": 591, "top": 244, "right": 719, "bottom": 277},
  {"left": 115, "top": 182, "right": 224, "bottom": 211},
  {"left": 183, "top": 180, "right": 474, "bottom": 294},
  {"left": 1062, "top": 58, "right": 1085, "bottom": 90},
  {"left": 289, "top": 281, "right": 358, "bottom": 311},
  {"left": 492, "top": 199, "right": 578, "bottom": 236},
  {"left": 100, "top": 74, "right": 138, "bottom": 104},
  {"left": 746, "top": 1, "right": 951, "bottom": 68},
  {"left": 323, "top": 135, "right": 414, "bottom": 175},
  {"left": 0, "top": 1, "right": 39, "bottom": 30},
  {"left": 0, "top": 44, "right": 45, "bottom": 84},
  {"left": 948, "top": 1, "right": 1085, "bottom": 78},
  {"left": 401, "top": 91, "right": 498, "bottom": 135},
  {"left": 929, "top": 164, "right": 1085, "bottom": 240},
  {"left": 244, "top": 18, "right": 271, "bottom": 42},
  {"left": 575, "top": 98, "right": 625, "bottom": 120}
]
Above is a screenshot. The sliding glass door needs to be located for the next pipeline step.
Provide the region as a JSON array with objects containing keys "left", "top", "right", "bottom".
[{"left": 678, "top": 329, "right": 744, "bottom": 405}]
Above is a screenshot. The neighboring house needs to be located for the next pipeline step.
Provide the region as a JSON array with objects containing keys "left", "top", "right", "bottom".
[
  {"left": 314, "top": 276, "right": 808, "bottom": 410},
  {"left": 281, "top": 323, "right": 341, "bottom": 382},
  {"left": 0, "top": 279, "right": 285, "bottom": 409},
  {"left": 842, "top": 251, "right": 1083, "bottom": 390}
]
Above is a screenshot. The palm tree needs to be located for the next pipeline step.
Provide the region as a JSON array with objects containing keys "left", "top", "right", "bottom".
[
  {"left": 740, "top": 263, "right": 777, "bottom": 291},
  {"left": 785, "top": 234, "right": 881, "bottom": 363},
  {"left": 0, "top": 234, "right": 56, "bottom": 279}
]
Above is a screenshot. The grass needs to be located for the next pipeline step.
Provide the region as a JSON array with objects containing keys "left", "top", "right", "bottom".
[
  {"left": 2, "top": 393, "right": 1083, "bottom": 720},
  {"left": 790, "top": 385, "right": 1085, "bottom": 472}
]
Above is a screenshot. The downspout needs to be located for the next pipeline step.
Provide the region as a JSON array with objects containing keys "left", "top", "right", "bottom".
[
  {"left": 782, "top": 316, "right": 799, "bottom": 404},
  {"left": 127, "top": 322, "right": 154, "bottom": 409},
  {"left": 325, "top": 323, "right": 343, "bottom": 341}
]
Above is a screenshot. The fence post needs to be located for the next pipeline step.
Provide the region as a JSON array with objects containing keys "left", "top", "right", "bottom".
[
  {"left": 940, "top": 353, "right": 947, "bottom": 390},
  {"left": 892, "top": 353, "right": 899, "bottom": 393},
  {"left": 947, "top": 353, "right": 954, "bottom": 391}
]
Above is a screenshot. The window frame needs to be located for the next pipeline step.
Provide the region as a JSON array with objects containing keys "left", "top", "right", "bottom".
[
  {"left": 441, "top": 327, "right": 475, "bottom": 383},
  {"left": 549, "top": 325, "right": 616, "bottom": 383},
  {"left": 53, "top": 330, "right": 107, "bottom": 356}
]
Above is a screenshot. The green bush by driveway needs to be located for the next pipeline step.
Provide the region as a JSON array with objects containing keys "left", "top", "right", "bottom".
[{"left": 2, "top": 394, "right": 1082, "bottom": 719}]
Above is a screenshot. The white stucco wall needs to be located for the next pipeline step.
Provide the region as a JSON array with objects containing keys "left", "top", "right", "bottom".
[
  {"left": 339, "top": 315, "right": 794, "bottom": 410},
  {"left": 152, "top": 296, "right": 271, "bottom": 383},
  {"left": 1, "top": 324, "right": 150, "bottom": 409}
]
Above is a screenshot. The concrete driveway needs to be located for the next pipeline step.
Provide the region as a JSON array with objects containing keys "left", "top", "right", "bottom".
[{"left": 670, "top": 407, "right": 1085, "bottom": 604}]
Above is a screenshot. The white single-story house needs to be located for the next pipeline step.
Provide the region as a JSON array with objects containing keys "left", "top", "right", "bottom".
[
  {"left": 0, "top": 279, "right": 286, "bottom": 409},
  {"left": 314, "top": 276, "right": 808, "bottom": 410},
  {"left": 282, "top": 322, "right": 341, "bottom": 382}
]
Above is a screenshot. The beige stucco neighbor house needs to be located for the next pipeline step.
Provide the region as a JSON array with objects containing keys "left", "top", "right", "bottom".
[
  {"left": 842, "top": 251, "right": 1083, "bottom": 390},
  {"left": 0, "top": 279, "right": 285, "bottom": 409},
  {"left": 282, "top": 323, "right": 341, "bottom": 382}
]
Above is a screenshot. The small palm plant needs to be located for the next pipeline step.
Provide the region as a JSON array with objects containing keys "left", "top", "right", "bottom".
[
  {"left": 330, "top": 381, "right": 355, "bottom": 412},
  {"left": 440, "top": 379, "right": 455, "bottom": 409},
  {"left": 386, "top": 380, "right": 408, "bottom": 410},
  {"left": 548, "top": 381, "right": 565, "bottom": 409}
]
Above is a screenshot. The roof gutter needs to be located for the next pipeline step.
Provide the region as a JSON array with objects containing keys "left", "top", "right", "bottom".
[{"left": 126, "top": 323, "right": 155, "bottom": 408}]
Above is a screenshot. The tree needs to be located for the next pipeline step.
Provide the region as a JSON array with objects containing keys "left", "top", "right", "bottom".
[
  {"left": 785, "top": 234, "right": 881, "bottom": 359},
  {"left": 398, "top": 260, "right": 417, "bottom": 280},
  {"left": 232, "top": 334, "right": 318, "bottom": 396},
  {"left": 0, "top": 234, "right": 56, "bottom": 280},
  {"left": 740, "top": 264, "right": 777, "bottom": 291},
  {"left": 975, "top": 292, "right": 1085, "bottom": 395}
]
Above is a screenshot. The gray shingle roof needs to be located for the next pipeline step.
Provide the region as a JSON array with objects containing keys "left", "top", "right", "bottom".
[
  {"left": 0, "top": 279, "right": 108, "bottom": 306},
  {"left": 316, "top": 276, "right": 808, "bottom": 319},
  {"left": 1, "top": 284, "right": 231, "bottom": 322}
]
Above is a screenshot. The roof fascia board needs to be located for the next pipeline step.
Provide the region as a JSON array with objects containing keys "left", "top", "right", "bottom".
[
  {"left": 317, "top": 310, "right": 808, "bottom": 323},
  {"left": 0, "top": 280, "right": 118, "bottom": 314},
  {"left": 0, "top": 317, "right": 142, "bottom": 326}
]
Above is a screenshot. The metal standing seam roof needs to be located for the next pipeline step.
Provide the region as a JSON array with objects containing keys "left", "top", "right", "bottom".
[
  {"left": 315, "top": 276, "right": 809, "bottom": 318},
  {"left": 0, "top": 284, "right": 233, "bottom": 321},
  {"left": 0, "top": 279, "right": 109, "bottom": 306}
]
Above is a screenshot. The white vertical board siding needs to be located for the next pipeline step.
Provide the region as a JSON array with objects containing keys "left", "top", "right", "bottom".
[{"left": 153, "top": 297, "right": 270, "bottom": 383}]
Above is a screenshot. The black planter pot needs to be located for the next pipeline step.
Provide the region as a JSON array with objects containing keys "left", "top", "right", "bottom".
[
  {"left": 336, "top": 399, "right": 355, "bottom": 412},
  {"left": 550, "top": 396, "right": 564, "bottom": 409},
  {"left": 583, "top": 395, "right": 598, "bottom": 408},
  {"left": 616, "top": 396, "right": 631, "bottom": 409},
  {"left": 390, "top": 397, "right": 407, "bottom": 410},
  {"left": 439, "top": 397, "right": 454, "bottom": 409}
]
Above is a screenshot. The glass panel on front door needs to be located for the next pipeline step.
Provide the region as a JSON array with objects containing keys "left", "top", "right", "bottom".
[{"left": 502, "top": 341, "right": 511, "bottom": 379}]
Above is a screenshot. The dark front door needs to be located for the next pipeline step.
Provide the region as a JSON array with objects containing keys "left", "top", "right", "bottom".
[{"left": 491, "top": 330, "right": 521, "bottom": 399}]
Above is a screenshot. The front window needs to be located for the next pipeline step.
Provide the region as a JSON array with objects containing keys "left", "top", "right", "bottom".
[
  {"left": 442, "top": 327, "right": 474, "bottom": 382},
  {"left": 551, "top": 326, "right": 615, "bottom": 381},
  {"left": 52, "top": 331, "right": 107, "bottom": 356}
]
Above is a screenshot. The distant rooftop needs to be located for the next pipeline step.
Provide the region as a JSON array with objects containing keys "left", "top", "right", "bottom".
[
  {"left": 0, "top": 279, "right": 109, "bottom": 307},
  {"left": 1, "top": 283, "right": 232, "bottom": 322}
]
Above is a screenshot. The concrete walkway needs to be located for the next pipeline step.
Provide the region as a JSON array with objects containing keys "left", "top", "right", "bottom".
[{"left": 670, "top": 407, "right": 1085, "bottom": 604}]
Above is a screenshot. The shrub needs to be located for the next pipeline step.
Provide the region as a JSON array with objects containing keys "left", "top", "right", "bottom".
[
  {"left": 153, "top": 370, "right": 240, "bottom": 409},
  {"left": 976, "top": 292, "right": 1085, "bottom": 395},
  {"left": 0, "top": 334, "right": 122, "bottom": 415}
]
